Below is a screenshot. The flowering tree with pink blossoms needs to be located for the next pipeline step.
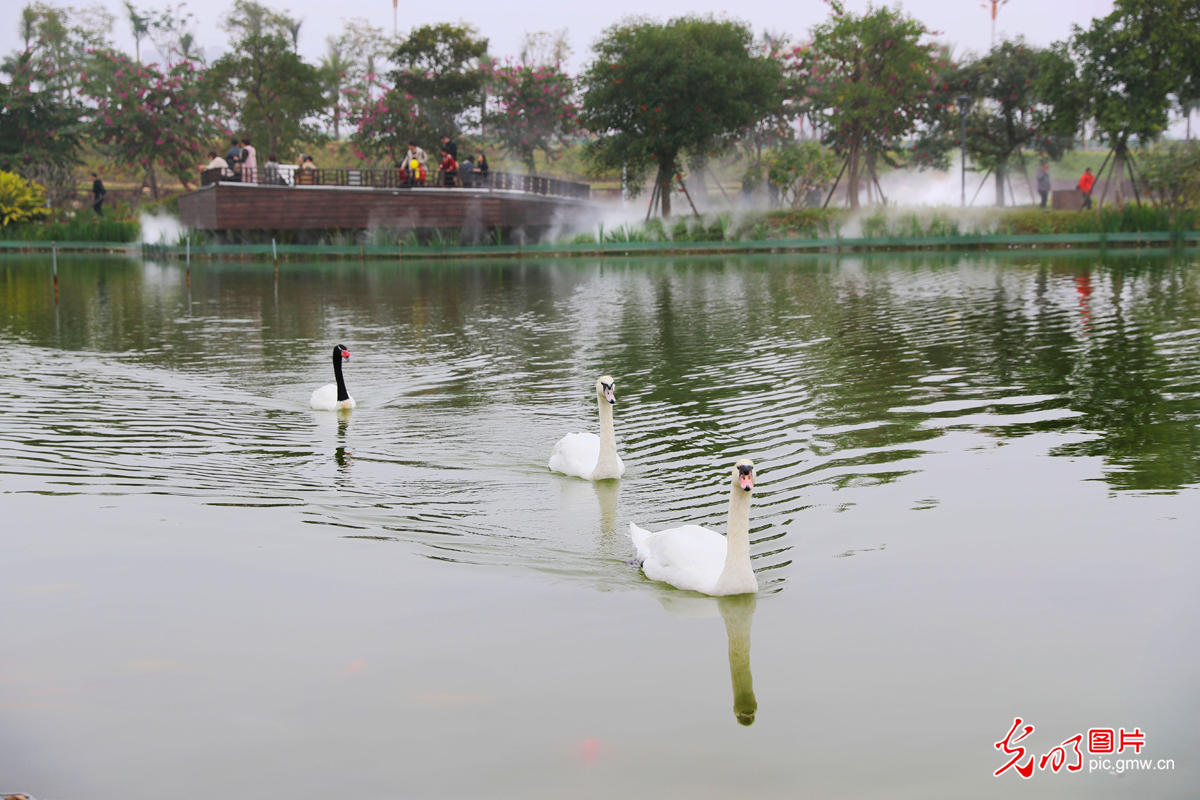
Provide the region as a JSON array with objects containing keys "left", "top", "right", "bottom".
[
  {"left": 84, "top": 50, "right": 220, "bottom": 198},
  {"left": 349, "top": 86, "right": 417, "bottom": 164},
  {"left": 484, "top": 61, "right": 577, "bottom": 174}
]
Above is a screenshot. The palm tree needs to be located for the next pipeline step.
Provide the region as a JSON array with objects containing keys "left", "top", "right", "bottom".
[
  {"left": 123, "top": 1, "right": 149, "bottom": 64},
  {"left": 286, "top": 17, "right": 303, "bottom": 53},
  {"left": 20, "top": 5, "right": 38, "bottom": 52},
  {"left": 320, "top": 37, "right": 347, "bottom": 140}
]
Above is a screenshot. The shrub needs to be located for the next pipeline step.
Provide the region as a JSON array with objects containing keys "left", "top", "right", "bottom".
[{"left": 0, "top": 170, "right": 50, "bottom": 227}]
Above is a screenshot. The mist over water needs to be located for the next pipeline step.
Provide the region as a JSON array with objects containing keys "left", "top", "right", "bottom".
[{"left": 1, "top": 251, "right": 1198, "bottom": 798}]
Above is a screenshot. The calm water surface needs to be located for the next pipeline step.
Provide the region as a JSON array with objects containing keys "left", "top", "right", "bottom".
[{"left": 1, "top": 252, "right": 1198, "bottom": 798}]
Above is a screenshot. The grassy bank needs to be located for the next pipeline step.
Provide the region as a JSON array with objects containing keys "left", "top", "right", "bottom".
[
  {"left": 724, "top": 206, "right": 1200, "bottom": 242},
  {"left": 0, "top": 204, "right": 141, "bottom": 242}
]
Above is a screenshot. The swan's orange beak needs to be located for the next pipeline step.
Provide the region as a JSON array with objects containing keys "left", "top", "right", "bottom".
[
  {"left": 342, "top": 350, "right": 350, "bottom": 361},
  {"left": 603, "top": 384, "right": 616, "bottom": 404},
  {"left": 734, "top": 465, "right": 753, "bottom": 491}
]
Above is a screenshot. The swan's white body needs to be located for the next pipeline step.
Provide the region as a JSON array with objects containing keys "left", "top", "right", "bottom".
[
  {"left": 549, "top": 376, "right": 625, "bottom": 480},
  {"left": 630, "top": 460, "right": 759, "bottom": 596},
  {"left": 310, "top": 344, "right": 355, "bottom": 410},
  {"left": 310, "top": 383, "right": 355, "bottom": 411}
]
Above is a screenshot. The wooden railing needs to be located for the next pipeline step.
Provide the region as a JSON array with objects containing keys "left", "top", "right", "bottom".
[{"left": 200, "top": 166, "right": 590, "bottom": 200}]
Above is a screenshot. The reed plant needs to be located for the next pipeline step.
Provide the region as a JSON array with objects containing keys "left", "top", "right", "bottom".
[{"left": 0, "top": 203, "right": 140, "bottom": 242}]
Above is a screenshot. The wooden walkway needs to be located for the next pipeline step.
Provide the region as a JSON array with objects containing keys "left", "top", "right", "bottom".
[{"left": 179, "top": 169, "right": 597, "bottom": 233}]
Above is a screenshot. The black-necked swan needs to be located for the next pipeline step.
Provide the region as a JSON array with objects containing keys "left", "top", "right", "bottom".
[
  {"left": 630, "top": 459, "right": 759, "bottom": 596},
  {"left": 548, "top": 376, "right": 625, "bottom": 480},
  {"left": 310, "top": 344, "right": 355, "bottom": 410}
]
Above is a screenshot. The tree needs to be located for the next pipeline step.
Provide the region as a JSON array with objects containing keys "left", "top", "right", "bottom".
[
  {"left": 802, "top": 1, "right": 942, "bottom": 208},
  {"left": 122, "top": 0, "right": 149, "bottom": 64},
  {"left": 767, "top": 141, "right": 839, "bottom": 208},
  {"left": 0, "top": 51, "right": 83, "bottom": 170},
  {"left": 318, "top": 37, "right": 348, "bottom": 140},
  {"left": 350, "top": 87, "right": 417, "bottom": 163},
  {"left": 578, "top": 15, "right": 778, "bottom": 216},
  {"left": 325, "top": 19, "right": 393, "bottom": 142},
  {"left": 1139, "top": 140, "right": 1200, "bottom": 214},
  {"left": 206, "top": 0, "right": 324, "bottom": 158},
  {"left": 1065, "top": 2, "right": 1179, "bottom": 207},
  {"left": 959, "top": 39, "right": 1076, "bottom": 206},
  {"left": 13, "top": 2, "right": 114, "bottom": 100},
  {"left": 0, "top": 51, "right": 84, "bottom": 206},
  {"left": 484, "top": 60, "right": 578, "bottom": 174},
  {"left": 85, "top": 49, "right": 218, "bottom": 198},
  {"left": 388, "top": 23, "right": 488, "bottom": 142},
  {"left": 737, "top": 32, "right": 806, "bottom": 193}
]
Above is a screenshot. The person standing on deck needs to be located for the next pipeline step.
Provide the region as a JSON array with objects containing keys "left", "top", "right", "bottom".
[
  {"left": 459, "top": 154, "right": 475, "bottom": 187},
  {"left": 440, "top": 135, "right": 458, "bottom": 161},
  {"left": 225, "top": 138, "right": 243, "bottom": 165},
  {"left": 240, "top": 137, "right": 257, "bottom": 183},
  {"left": 440, "top": 148, "right": 458, "bottom": 187},
  {"left": 406, "top": 140, "right": 429, "bottom": 174},
  {"left": 91, "top": 173, "right": 106, "bottom": 216},
  {"left": 1037, "top": 162, "right": 1051, "bottom": 208},
  {"left": 1078, "top": 167, "right": 1095, "bottom": 210}
]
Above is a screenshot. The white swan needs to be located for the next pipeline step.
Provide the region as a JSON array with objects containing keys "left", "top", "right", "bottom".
[
  {"left": 310, "top": 344, "right": 356, "bottom": 410},
  {"left": 548, "top": 376, "right": 625, "bottom": 481},
  {"left": 630, "top": 459, "right": 759, "bottom": 596}
]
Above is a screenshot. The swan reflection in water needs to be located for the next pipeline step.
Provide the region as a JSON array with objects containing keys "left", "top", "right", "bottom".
[
  {"left": 333, "top": 413, "right": 352, "bottom": 472},
  {"left": 658, "top": 593, "right": 758, "bottom": 726}
]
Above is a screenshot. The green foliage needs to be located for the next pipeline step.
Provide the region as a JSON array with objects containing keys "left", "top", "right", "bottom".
[
  {"left": 578, "top": 16, "right": 779, "bottom": 216},
  {"left": 484, "top": 61, "right": 577, "bottom": 174},
  {"left": 11, "top": 2, "right": 114, "bottom": 99},
  {"left": 207, "top": 1, "right": 325, "bottom": 158},
  {"left": 735, "top": 208, "right": 841, "bottom": 239},
  {"left": 767, "top": 141, "right": 839, "bottom": 208},
  {"left": 0, "top": 52, "right": 84, "bottom": 176},
  {"left": 1137, "top": 141, "right": 1200, "bottom": 212},
  {"left": 803, "top": 0, "right": 941, "bottom": 208},
  {"left": 389, "top": 23, "right": 489, "bottom": 141},
  {"left": 961, "top": 39, "right": 1075, "bottom": 191},
  {"left": 0, "top": 170, "right": 50, "bottom": 226},
  {"left": 85, "top": 50, "right": 217, "bottom": 197},
  {"left": 998, "top": 207, "right": 1197, "bottom": 233},
  {"left": 1068, "top": 4, "right": 1177, "bottom": 152},
  {"left": 0, "top": 204, "right": 140, "bottom": 241}
]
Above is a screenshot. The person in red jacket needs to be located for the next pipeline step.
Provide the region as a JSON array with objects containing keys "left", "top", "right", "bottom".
[
  {"left": 1078, "top": 167, "right": 1095, "bottom": 209},
  {"left": 440, "top": 148, "right": 458, "bottom": 187}
]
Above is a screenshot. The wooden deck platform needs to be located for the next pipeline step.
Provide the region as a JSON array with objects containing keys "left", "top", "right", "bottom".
[{"left": 178, "top": 181, "right": 600, "bottom": 234}]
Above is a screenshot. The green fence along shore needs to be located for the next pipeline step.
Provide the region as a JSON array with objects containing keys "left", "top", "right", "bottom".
[{"left": 5, "top": 231, "right": 1200, "bottom": 261}]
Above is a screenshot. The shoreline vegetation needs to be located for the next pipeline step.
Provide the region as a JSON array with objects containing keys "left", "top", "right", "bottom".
[{"left": 4, "top": 206, "right": 1196, "bottom": 250}]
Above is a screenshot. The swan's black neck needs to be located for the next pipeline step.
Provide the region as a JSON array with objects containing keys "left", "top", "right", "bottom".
[{"left": 332, "top": 347, "right": 349, "bottom": 402}]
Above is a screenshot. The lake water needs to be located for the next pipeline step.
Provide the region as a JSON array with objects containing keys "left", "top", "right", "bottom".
[{"left": 1, "top": 251, "right": 1198, "bottom": 799}]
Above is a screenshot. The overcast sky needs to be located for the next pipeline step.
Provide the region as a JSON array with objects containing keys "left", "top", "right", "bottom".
[
  {"left": 20, "top": 0, "right": 1194, "bottom": 133},
  {"left": 5, "top": 0, "right": 1116, "bottom": 69}
]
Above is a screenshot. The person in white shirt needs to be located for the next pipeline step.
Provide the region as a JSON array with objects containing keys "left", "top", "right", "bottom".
[
  {"left": 406, "top": 140, "right": 429, "bottom": 172},
  {"left": 240, "top": 137, "right": 257, "bottom": 183},
  {"left": 204, "top": 151, "right": 230, "bottom": 178}
]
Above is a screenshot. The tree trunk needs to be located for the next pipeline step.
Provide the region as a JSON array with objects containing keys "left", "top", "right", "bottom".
[
  {"left": 148, "top": 163, "right": 160, "bottom": 201},
  {"left": 687, "top": 160, "right": 708, "bottom": 211},
  {"left": 657, "top": 164, "right": 672, "bottom": 218},
  {"left": 1111, "top": 150, "right": 1127, "bottom": 209},
  {"left": 846, "top": 137, "right": 861, "bottom": 210},
  {"left": 994, "top": 164, "right": 1005, "bottom": 207}
]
